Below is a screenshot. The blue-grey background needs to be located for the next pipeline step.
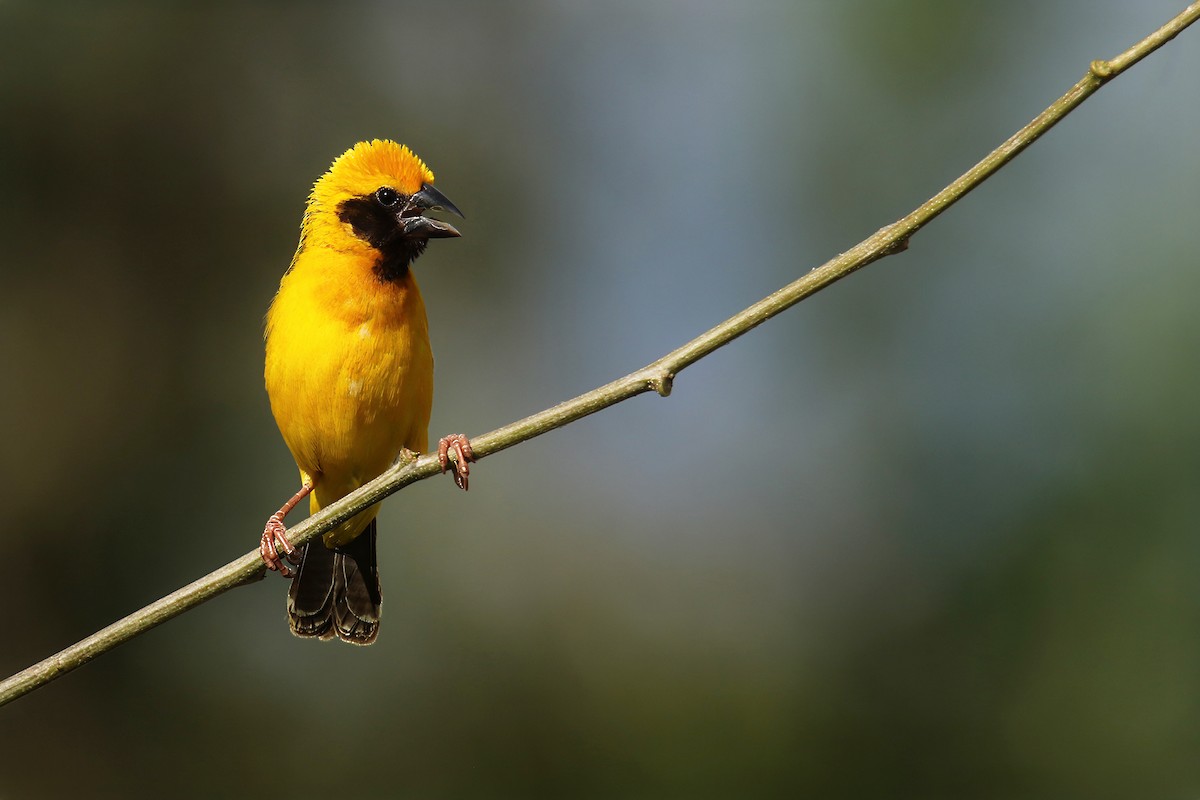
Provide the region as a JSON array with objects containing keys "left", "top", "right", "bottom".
[{"left": 2, "top": 2, "right": 1198, "bottom": 796}]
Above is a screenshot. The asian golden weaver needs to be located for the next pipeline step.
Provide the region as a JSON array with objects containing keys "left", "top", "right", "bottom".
[{"left": 259, "top": 140, "right": 474, "bottom": 645}]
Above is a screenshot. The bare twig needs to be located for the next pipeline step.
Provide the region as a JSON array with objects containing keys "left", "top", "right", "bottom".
[{"left": 2, "top": 2, "right": 1197, "bottom": 709}]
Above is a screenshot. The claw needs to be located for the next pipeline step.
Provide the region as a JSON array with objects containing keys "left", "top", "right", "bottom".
[{"left": 437, "top": 434, "right": 476, "bottom": 491}]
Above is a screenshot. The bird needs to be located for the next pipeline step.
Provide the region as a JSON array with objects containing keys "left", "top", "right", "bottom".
[{"left": 259, "top": 139, "right": 475, "bottom": 645}]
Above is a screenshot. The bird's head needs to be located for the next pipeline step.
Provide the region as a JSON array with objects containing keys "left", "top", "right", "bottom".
[{"left": 304, "top": 139, "right": 463, "bottom": 280}]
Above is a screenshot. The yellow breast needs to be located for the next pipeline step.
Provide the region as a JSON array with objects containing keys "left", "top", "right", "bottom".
[{"left": 264, "top": 243, "right": 433, "bottom": 546}]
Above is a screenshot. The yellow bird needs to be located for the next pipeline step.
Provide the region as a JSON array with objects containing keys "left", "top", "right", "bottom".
[{"left": 259, "top": 139, "right": 474, "bottom": 645}]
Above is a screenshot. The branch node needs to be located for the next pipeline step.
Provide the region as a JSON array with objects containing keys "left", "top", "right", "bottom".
[
  {"left": 1089, "top": 59, "right": 1115, "bottom": 79},
  {"left": 650, "top": 372, "right": 674, "bottom": 397}
]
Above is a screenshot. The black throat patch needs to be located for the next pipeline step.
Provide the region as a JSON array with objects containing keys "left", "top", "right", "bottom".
[{"left": 337, "top": 196, "right": 428, "bottom": 283}]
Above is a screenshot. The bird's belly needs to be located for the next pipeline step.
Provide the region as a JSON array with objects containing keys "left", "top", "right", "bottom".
[
  {"left": 267, "top": 316, "right": 433, "bottom": 519},
  {"left": 318, "top": 334, "right": 425, "bottom": 472}
]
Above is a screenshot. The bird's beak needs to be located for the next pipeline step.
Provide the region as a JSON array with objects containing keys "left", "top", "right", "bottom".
[{"left": 399, "top": 183, "right": 464, "bottom": 239}]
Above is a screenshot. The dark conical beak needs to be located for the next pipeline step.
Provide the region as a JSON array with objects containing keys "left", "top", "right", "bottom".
[{"left": 399, "top": 183, "right": 464, "bottom": 239}]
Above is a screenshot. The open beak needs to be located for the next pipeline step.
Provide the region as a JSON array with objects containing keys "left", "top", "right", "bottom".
[{"left": 399, "top": 183, "right": 464, "bottom": 239}]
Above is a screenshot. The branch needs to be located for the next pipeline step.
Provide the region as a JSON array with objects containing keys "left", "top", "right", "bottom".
[{"left": 3, "top": 2, "right": 1197, "bottom": 709}]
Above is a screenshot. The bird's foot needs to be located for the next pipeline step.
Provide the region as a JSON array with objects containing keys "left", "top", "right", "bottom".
[
  {"left": 259, "top": 515, "right": 296, "bottom": 577},
  {"left": 259, "top": 481, "right": 313, "bottom": 578},
  {"left": 437, "top": 434, "right": 476, "bottom": 491}
]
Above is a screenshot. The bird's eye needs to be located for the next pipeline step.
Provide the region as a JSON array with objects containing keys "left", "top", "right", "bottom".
[{"left": 375, "top": 187, "right": 401, "bottom": 207}]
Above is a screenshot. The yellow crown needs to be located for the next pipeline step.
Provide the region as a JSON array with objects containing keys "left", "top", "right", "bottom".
[{"left": 311, "top": 139, "right": 435, "bottom": 209}]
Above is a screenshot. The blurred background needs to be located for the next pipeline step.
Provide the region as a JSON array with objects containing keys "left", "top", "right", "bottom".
[{"left": 2, "top": 1, "right": 1199, "bottom": 796}]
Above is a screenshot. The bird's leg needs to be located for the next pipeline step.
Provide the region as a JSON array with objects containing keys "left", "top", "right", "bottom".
[
  {"left": 437, "top": 434, "right": 476, "bottom": 491},
  {"left": 259, "top": 480, "right": 314, "bottom": 577}
]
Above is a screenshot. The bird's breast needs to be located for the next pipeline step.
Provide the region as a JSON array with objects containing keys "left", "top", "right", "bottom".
[{"left": 265, "top": 248, "right": 434, "bottom": 488}]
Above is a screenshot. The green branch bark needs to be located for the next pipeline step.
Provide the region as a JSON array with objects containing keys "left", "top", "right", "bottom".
[{"left": 2, "top": 2, "right": 1197, "bottom": 709}]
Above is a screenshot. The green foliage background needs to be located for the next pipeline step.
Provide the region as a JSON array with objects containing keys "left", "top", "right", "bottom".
[{"left": 1, "top": 2, "right": 1198, "bottom": 796}]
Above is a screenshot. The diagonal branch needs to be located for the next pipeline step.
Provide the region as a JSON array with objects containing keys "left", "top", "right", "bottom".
[{"left": 2, "top": 1, "right": 1197, "bottom": 709}]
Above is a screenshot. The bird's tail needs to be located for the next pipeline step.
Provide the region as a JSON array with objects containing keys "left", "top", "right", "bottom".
[{"left": 287, "top": 519, "right": 381, "bottom": 645}]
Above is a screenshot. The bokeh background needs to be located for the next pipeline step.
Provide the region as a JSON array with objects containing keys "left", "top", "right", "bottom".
[{"left": 2, "top": 1, "right": 1199, "bottom": 796}]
